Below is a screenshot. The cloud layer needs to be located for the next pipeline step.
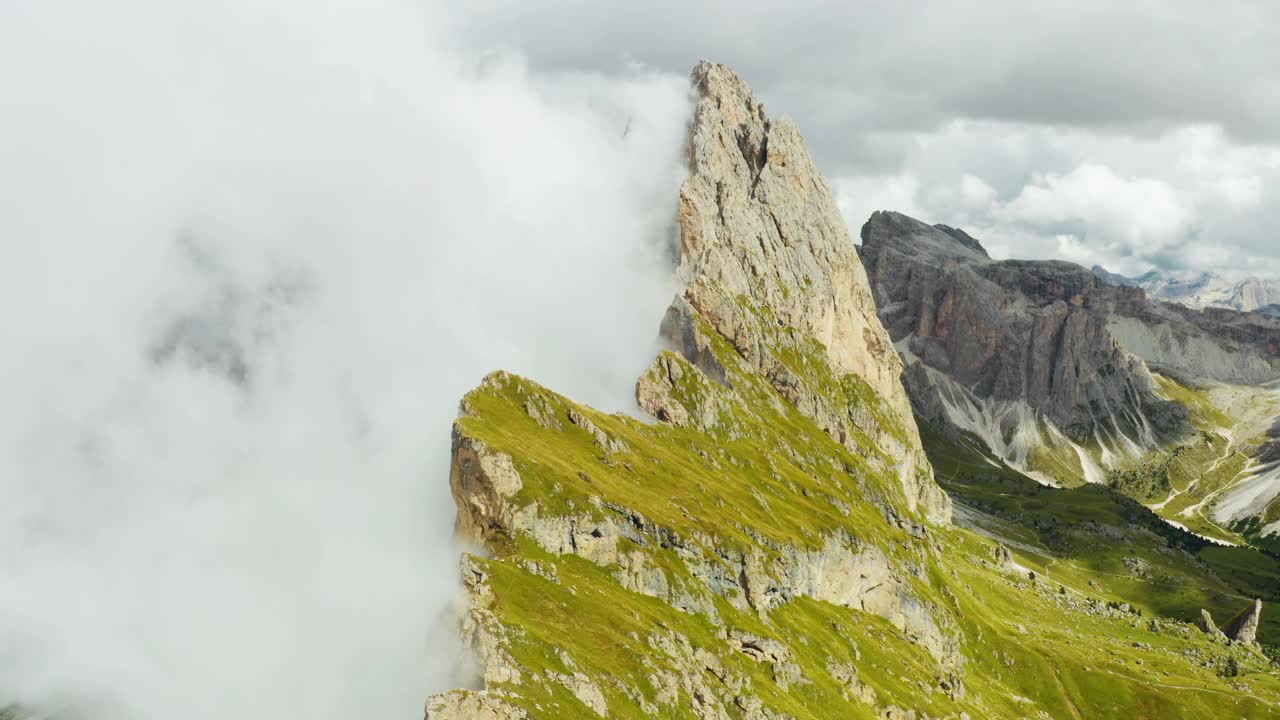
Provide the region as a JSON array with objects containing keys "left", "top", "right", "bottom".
[
  {"left": 0, "top": 2, "right": 687, "bottom": 718},
  {"left": 835, "top": 123, "right": 1280, "bottom": 275},
  {"left": 463, "top": 1, "right": 1280, "bottom": 276}
]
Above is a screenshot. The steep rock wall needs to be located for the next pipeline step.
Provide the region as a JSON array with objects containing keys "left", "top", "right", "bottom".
[
  {"left": 668, "top": 64, "right": 949, "bottom": 522},
  {"left": 860, "top": 212, "right": 1185, "bottom": 463}
]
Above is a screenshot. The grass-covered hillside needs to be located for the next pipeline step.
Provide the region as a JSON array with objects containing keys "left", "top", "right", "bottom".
[
  {"left": 924, "top": 421, "right": 1280, "bottom": 649},
  {"left": 431, "top": 323, "right": 1280, "bottom": 718},
  {"left": 1098, "top": 375, "right": 1280, "bottom": 549}
]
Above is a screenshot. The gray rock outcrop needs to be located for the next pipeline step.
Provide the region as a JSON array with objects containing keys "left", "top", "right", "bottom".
[
  {"left": 860, "top": 210, "right": 1187, "bottom": 448},
  {"left": 993, "top": 543, "right": 1013, "bottom": 570},
  {"left": 425, "top": 691, "right": 526, "bottom": 720},
  {"left": 449, "top": 421, "right": 524, "bottom": 547},
  {"left": 1222, "top": 599, "right": 1263, "bottom": 646},
  {"left": 1196, "top": 609, "right": 1224, "bottom": 639}
]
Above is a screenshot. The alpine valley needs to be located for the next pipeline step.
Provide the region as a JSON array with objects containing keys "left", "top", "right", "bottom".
[{"left": 424, "top": 64, "right": 1280, "bottom": 719}]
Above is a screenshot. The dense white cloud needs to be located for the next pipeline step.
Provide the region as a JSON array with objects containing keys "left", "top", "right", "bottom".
[
  {"left": 828, "top": 121, "right": 1280, "bottom": 277},
  {"left": 835, "top": 174, "right": 925, "bottom": 240},
  {"left": 1004, "top": 164, "right": 1191, "bottom": 251},
  {"left": 0, "top": 2, "right": 687, "bottom": 718}
]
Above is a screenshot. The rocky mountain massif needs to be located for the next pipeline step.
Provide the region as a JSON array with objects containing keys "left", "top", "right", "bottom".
[
  {"left": 858, "top": 202, "right": 1280, "bottom": 658},
  {"left": 425, "top": 63, "right": 1280, "bottom": 719},
  {"left": 861, "top": 213, "right": 1192, "bottom": 487},
  {"left": 863, "top": 215, "right": 1280, "bottom": 533}
]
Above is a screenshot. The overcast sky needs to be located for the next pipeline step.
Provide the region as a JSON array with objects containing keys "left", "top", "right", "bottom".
[{"left": 458, "top": 1, "right": 1280, "bottom": 278}]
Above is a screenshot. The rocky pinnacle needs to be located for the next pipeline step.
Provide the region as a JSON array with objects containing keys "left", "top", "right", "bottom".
[
  {"left": 1222, "top": 599, "right": 1263, "bottom": 647},
  {"left": 657, "top": 61, "right": 951, "bottom": 523}
]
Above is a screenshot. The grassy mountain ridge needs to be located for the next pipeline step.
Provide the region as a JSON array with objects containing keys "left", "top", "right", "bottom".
[
  {"left": 426, "top": 62, "right": 1280, "bottom": 719},
  {"left": 431, "top": 330, "right": 1280, "bottom": 718}
]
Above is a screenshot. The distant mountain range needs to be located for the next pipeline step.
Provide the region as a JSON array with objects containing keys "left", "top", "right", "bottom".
[{"left": 1092, "top": 265, "right": 1280, "bottom": 314}]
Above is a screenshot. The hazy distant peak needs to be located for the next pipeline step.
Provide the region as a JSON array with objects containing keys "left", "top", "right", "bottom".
[{"left": 1091, "top": 266, "right": 1280, "bottom": 313}]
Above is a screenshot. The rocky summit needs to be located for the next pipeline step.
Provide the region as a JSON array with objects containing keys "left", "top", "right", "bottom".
[
  {"left": 427, "top": 63, "right": 1280, "bottom": 719},
  {"left": 861, "top": 207, "right": 1280, "bottom": 548},
  {"left": 861, "top": 211, "right": 1189, "bottom": 486},
  {"left": 660, "top": 62, "right": 949, "bottom": 524}
]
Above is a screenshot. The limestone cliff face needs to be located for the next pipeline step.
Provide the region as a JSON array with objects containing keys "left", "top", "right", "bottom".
[
  {"left": 860, "top": 210, "right": 1280, "bottom": 486},
  {"left": 1105, "top": 301, "right": 1280, "bottom": 387},
  {"left": 861, "top": 211, "right": 1192, "bottom": 483},
  {"left": 664, "top": 63, "right": 949, "bottom": 523},
  {"left": 861, "top": 212, "right": 1184, "bottom": 442}
]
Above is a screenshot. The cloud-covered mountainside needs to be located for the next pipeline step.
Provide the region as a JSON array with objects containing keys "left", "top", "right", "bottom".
[
  {"left": 428, "top": 63, "right": 1280, "bottom": 720},
  {"left": 0, "top": 3, "right": 691, "bottom": 719}
]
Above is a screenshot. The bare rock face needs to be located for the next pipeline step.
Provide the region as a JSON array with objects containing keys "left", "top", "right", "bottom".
[
  {"left": 1222, "top": 599, "right": 1263, "bottom": 646},
  {"left": 677, "top": 63, "right": 901, "bottom": 405},
  {"left": 993, "top": 543, "right": 1013, "bottom": 570},
  {"left": 860, "top": 211, "right": 1185, "bottom": 447},
  {"left": 861, "top": 210, "right": 1280, "bottom": 489},
  {"left": 450, "top": 424, "right": 524, "bottom": 547},
  {"left": 1105, "top": 302, "right": 1280, "bottom": 386},
  {"left": 666, "top": 62, "right": 950, "bottom": 523},
  {"left": 425, "top": 691, "right": 526, "bottom": 720}
]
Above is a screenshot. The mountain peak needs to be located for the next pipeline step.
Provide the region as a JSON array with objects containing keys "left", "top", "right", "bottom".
[
  {"left": 932, "top": 223, "right": 990, "bottom": 257},
  {"left": 861, "top": 211, "right": 1187, "bottom": 457},
  {"left": 860, "top": 211, "right": 990, "bottom": 263},
  {"left": 671, "top": 64, "right": 950, "bottom": 522}
]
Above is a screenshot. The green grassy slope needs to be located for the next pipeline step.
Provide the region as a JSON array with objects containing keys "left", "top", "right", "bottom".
[
  {"left": 442, "top": 324, "right": 1280, "bottom": 718},
  {"left": 1123, "top": 376, "right": 1280, "bottom": 546},
  {"left": 923, "top": 421, "right": 1280, "bottom": 648}
]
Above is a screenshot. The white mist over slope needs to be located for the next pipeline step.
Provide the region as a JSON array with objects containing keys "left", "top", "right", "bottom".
[{"left": 0, "top": 2, "right": 688, "bottom": 718}]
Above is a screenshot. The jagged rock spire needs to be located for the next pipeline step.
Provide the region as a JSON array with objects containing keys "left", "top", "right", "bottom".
[
  {"left": 1223, "top": 599, "right": 1263, "bottom": 646},
  {"left": 656, "top": 61, "right": 951, "bottom": 523},
  {"left": 860, "top": 210, "right": 1187, "bottom": 460},
  {"left": 1197, "top": 608, "right": 1221, "bottom": 636}
]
